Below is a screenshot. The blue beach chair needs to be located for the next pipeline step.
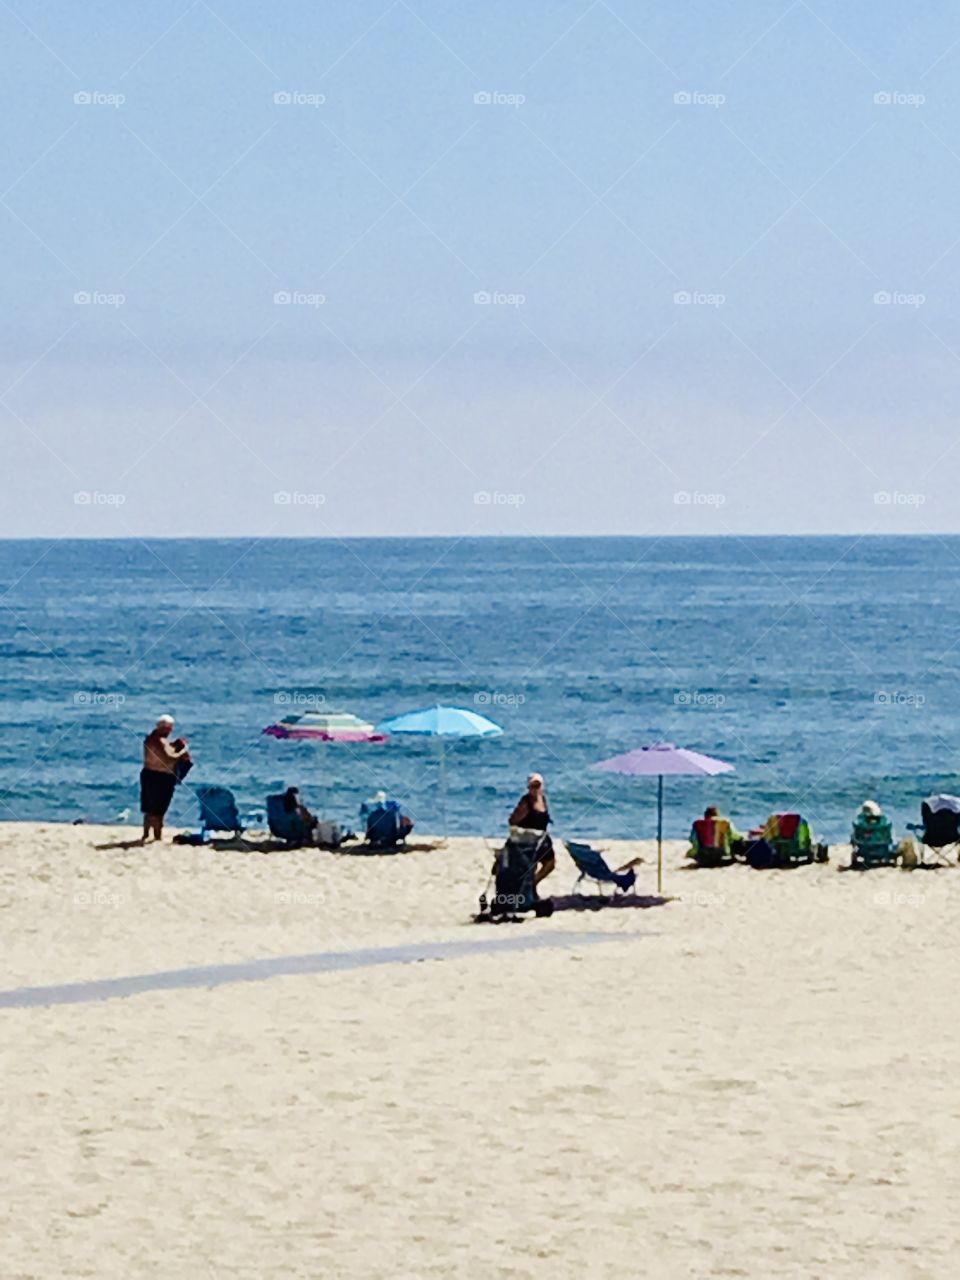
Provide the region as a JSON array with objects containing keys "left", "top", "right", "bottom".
[
  {"left": 566, "top": 840, "right": 638, "bottom": 895},
  {"left": 360, "top": 799, "right": 412, "bottom": 850},
  {"left": 196, "top": 785, "right": 243, "bottom": 837},
  {"left": 267, "top": 794, "right": 311, "bottom": 846}
]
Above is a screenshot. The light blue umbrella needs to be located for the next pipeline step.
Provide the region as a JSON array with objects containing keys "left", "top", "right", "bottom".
[{"left": 376, "top": 705, "right": 503, "bottom": 835}]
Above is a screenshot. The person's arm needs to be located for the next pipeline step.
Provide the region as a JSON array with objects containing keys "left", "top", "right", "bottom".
[
  {"left": 162, "top": 738, "right": 189, "bottom": 761},
  {"left": 534, "top": 850, "right": 555, "bottom": 884}
]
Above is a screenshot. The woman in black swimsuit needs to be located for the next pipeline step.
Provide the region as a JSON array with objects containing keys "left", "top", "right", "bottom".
[{"left": 509, "top": 773, "right": 555, "bottom": 884}]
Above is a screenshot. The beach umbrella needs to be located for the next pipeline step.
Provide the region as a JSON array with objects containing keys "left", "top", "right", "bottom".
[
  {"left": 375, "top": 705, "right": 503, "bottom": 836},
  {"left": 262, "top": 709, "right": 386, "bottom": 742},
  {"left": 593, "top": 742, "right": 735, "bottom": 894}
]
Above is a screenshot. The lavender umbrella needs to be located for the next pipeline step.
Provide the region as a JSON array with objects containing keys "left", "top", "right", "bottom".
[{"left": 593, "top": 742, "right": 735, "bottom": 893}]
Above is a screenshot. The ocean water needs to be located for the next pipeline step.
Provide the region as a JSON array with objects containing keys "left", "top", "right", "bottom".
[{"left": 0, "top": 536, "right": 957, "bottom": 843}]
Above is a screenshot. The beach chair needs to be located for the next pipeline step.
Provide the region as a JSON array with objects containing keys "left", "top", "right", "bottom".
[
  {"left": 850, "top": 814, "right": 897, "bottom": 868},
  {"left": 196, "top": 785, "right": 243, "bottom": 837},
  {"left": 565, "top": 840, "right": 637, "bottom": 894},
  {"left": 360, "top": 799, "right": 411, "bottom": 851},
  {"left": 688, "top": 816, "right": 736, "bottom": 867},
  {"left": 267, "top": 794, "right": 311, "bottom": 847},
  {"left": 906, "top": 796, "right": 960, "bottom": 863},
  {"left": 761, "top": 814, "right": 828, "bottom": 866}
]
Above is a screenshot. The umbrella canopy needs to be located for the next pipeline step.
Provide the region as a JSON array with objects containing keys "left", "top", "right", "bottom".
[
  {"left": 376, "top": 705, "right": 503, "bottom": 738},
  {"left": 375, "top": 705, "right": 503, "bottom": 836},
  {"left": 262, "top": 711, "right": 386, "bottom": 743},
  {"left": 594, "top": 742, "right": 733, "bottom": 778},
  {"left": 593, "top": 742, "right": 734, "bottom": 893}
]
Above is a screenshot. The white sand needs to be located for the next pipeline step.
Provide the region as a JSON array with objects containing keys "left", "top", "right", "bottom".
[{"left": 2, "top": 822, "right": 958, "bottom": 1278}]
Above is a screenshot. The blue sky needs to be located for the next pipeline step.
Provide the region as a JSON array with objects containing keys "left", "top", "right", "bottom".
[{"left": 3, "top": 0, "right": 960, "bottom": 536}]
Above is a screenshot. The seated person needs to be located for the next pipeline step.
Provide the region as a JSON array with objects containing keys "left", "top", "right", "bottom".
[
  {"left": 687, "top": 805, "right": 740, "bottom": 864},
  {"left": 283, "top": 786, "right": 318, "bottom": 836},
  {"left": 851, "top": 799, "right": 893, "bottom": 859},
  {"left": 360, "top": 791, "right": 413, "bottom": 847},
  {"left": 508, "top": 773, "right": 554, "bottom": 884}
]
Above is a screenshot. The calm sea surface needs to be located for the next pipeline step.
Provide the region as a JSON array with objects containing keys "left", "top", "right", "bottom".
[{"left": 1, "top": 536, "right": 956, "bottom": 841}]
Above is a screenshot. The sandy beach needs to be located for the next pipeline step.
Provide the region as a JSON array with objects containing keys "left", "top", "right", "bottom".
[{"left": 2, "top": 822, "right": 959, "bottom": 1278}]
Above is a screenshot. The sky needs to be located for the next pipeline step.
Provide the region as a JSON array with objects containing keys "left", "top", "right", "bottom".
[{"left": 3, "top": 0, "right": 960, "bottom": 537}]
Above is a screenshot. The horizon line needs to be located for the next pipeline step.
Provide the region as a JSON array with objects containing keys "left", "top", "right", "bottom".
[{"left": 0, "top": 531, "right": 956, "bottom": 543}]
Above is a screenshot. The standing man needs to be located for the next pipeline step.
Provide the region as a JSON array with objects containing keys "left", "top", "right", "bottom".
[{"left": 139, "top": 715, "right": 190, "bottom": 844}]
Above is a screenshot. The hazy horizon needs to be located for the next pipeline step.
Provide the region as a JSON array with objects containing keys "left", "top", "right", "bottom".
[{"left": 5, "top": 1, "right": 960, "bottom": 538}]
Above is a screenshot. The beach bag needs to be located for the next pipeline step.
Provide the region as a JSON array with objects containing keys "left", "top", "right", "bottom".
[
  {"left": 745, "top": 839, "right": 776, "bottom": 870},
  {"left": 314, "top": 820, "right": 344, "bottom": 849}
]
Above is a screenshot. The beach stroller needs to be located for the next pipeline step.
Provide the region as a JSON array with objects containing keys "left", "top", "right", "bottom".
[
  {"left": 267, "top": 793, "right": 312, "bottom": 847},
  {"left": 566, "top": 840, "right": 638, "bottom": 895},
  {"left": 850, "top": 812, "right": 897, "bottom": 868},
  {"left": 196, "top": 785, "right": 243, "bottom": 837},
  {"left": 906, "top": 795, "right": 960, "bottom": 863},
  {"left": 761, "top": 814, "right": 828, "bottom": 866},
  {"left": 478, "top": 829, "right": 555, "bottom": 920}
]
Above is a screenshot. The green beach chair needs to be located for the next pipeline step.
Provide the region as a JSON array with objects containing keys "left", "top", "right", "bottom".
[
  {"left": 850, "top": 813, "right": 896, "bottom": 868},
  {"left": 762, "top": 814, "right": 828, "bottom": 866},
  {"left": 687, "top": 815, "right": 737, "bottom": 867}
]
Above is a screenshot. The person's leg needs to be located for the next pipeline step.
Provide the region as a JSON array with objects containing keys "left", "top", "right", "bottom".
[
  {"left": 140, "top": 816, "right": 150, "bottom": 846},
  {"left": 152, "top": 816, "right": 163, "bottom": 841}
]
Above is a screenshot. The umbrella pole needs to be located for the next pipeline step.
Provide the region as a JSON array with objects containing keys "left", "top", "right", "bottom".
[
  {"left": 439, "top": 738, "right": 448, "bottom": 841},
  {"left": 657, "top": 774, "right": 663, "bottom": 895}
]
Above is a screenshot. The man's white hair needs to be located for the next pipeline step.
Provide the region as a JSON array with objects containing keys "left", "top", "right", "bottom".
[{"left": 156, "top": 714, "right": 175, "bottom": 727}]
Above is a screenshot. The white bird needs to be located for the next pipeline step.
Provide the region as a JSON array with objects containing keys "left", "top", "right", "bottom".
[{"left": 115, "top": 808, "right": 131, "bottom": 823}]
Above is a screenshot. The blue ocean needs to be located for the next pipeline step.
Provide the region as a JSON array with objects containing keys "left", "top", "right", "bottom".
[{"left": 1, "top": 536, "right": 955, "bottom": 842}]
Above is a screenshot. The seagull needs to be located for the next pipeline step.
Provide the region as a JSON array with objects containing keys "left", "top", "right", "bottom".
[{"left": 115, "top": 808, "right": 131, "bottom": 823}]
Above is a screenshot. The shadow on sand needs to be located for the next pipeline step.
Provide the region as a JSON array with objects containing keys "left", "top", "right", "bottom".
[
  {"left": 475, "top": 892, "right": 670, "bottom": 922},
  {"left": 548, "top": 892, "right": 670, "bottom": 913},
  {"left": 92, "top": 835, "right": 444, "bottom": 855}
]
